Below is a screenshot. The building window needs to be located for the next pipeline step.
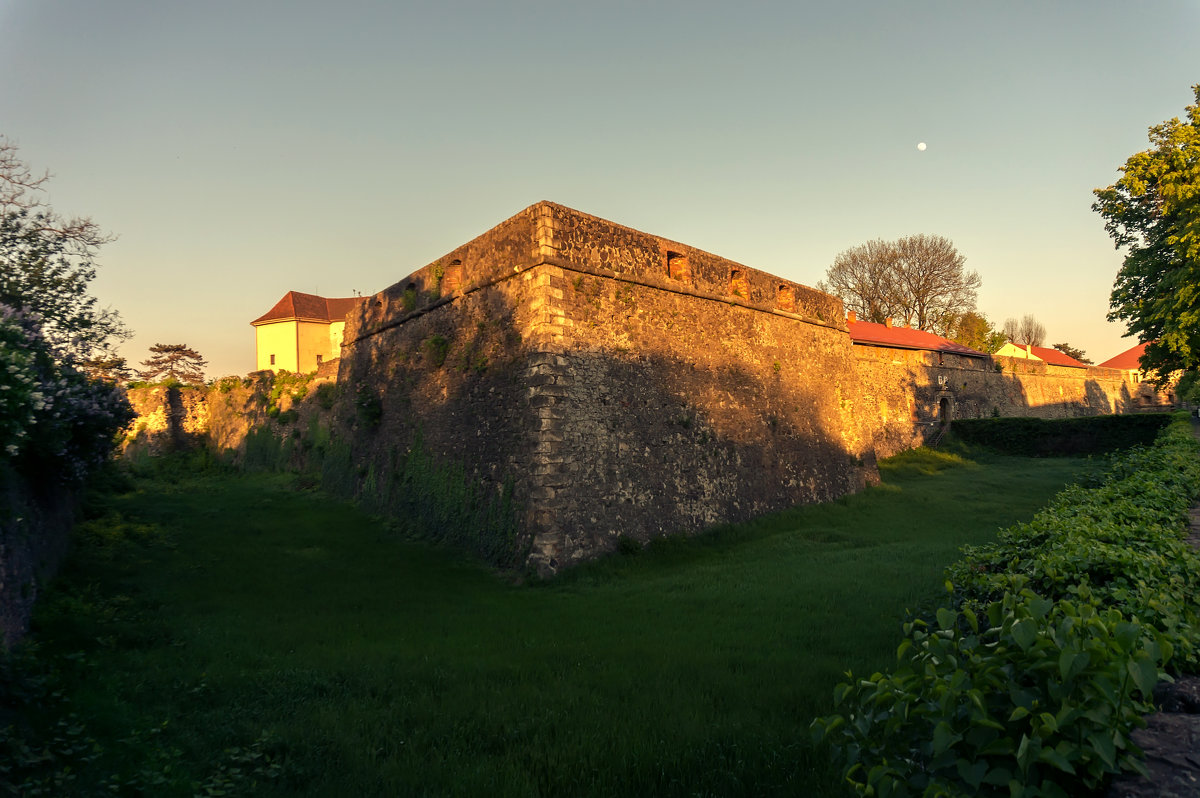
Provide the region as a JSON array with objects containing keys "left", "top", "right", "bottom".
[
  {"left": 270, "top": 354, "right": 276, "bottom": 366},
  {"left": 316, "top": 354, "right": 323, "bottom": 365},
  {"left": 776, "top": 284, "right": 795, "bottom": 312},
  {"left": 666, "top": 250, "right": 690, "bottom": 283},
  {"left": 729, "top": 269, "right": 748, "bottom": 298}
]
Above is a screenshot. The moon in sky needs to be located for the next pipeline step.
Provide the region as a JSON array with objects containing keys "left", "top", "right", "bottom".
[{"left": 917, "top": 142, "right": 927, "bottom": 151}]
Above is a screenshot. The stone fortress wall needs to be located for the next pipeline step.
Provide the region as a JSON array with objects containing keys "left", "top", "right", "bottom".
[
  {"left": 853, "top": 345, "right": 1138, "bottom": 459},
  {"left": 336, "top": 202, "right": 1148, "bottom": 574},
  {"left": 338, "top": 202, "right": 878, "bottom": 574}
]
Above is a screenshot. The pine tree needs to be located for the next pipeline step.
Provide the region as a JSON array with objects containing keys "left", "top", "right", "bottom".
[{"left": 139, "top": 343, "right": 207, "bottom": 384}]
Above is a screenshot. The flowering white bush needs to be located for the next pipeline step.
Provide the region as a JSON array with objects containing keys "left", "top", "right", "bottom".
[
  {"left": 0, "top": 305, "right": 44, "bottom": 457},
  {"left": 0, "top": 303, "right": 133, "bottom": 480}
]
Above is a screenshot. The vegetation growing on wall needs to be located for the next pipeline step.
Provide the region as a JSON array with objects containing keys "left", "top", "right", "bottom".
[
  {"left": 814, "top": 414, "right": 1200, "bottom": 797},
  {"left": 240, "top": 389, "right": 525, "bottom": 569}
]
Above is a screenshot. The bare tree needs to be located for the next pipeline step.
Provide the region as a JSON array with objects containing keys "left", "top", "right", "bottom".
[
  {"left": 892, "top": 235, "right": 981, "bottom": 335},
  {"left": 1002, "top": 315, "right": 1047, "bottom": 347},
  {"left": 818, "top": 239, "right": 901, "bottom": 323},
  {"left": 820, "top": 234, "right": 979, "bottom": 335},
  {"left": 139, "top": 344, "right": 208, "bottom": 385},
  {"left": 1, "top": 137, "right": 112, "bottom": 248}
]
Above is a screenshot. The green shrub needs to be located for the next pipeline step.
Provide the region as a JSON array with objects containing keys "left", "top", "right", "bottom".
[
  {"left": 402, "top": 285, "right": 418, "bottom": 312},
  {"left": 312, "top": 382, "right": 340, "bottom": 410},
  {"left": 423, "top": 335, "right": 450, "bottom": 368},
  {"left": 950, "top": 415, "right": 1171, "bottom": 457},
  {"left": 814, "top": 583, "right": 1161, "bottom": 797},
  {"left": 355, "top": 394, "right": 382, "bottom": 429},
  {"left": 814, "top": 414, "right": 1200, "bottom": 796},
  {"left": 213, "top": 375, "right": 241, "bottom": 394}
]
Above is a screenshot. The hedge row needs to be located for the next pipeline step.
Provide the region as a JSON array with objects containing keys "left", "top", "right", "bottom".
[
  {"left": 813, "top": 414, "right": 1200, "bottom": 798},
  {"left": 950, "top": 414, "right": 1172, "bottom": 457}
]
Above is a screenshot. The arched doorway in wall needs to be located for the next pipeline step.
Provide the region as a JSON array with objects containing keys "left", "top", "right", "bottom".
[{"left": 938, "top": 396, "right": 952, "bottom": 426}]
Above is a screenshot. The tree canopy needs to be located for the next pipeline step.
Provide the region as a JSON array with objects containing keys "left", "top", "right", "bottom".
[
  {"left": 1051, "top": 343, "right": 1092, "bottom": 364},
  {"left": 1094, "top": 85, "right": 1200, "bottom": 378},
  {"left": 0, "top": 137, "right": 128, "bottom": 365},
  {"left": 819, "top": 234, "right": 980, "bottom": 336},
  {"left": 139, "top": 343, "right": 208, "bottom": 385},
  {"left": 948, "top": 311, "right": 1006, "bottom": 353},
  {"left": 0, "top": 139, "right": 133, "bottom": 474}
]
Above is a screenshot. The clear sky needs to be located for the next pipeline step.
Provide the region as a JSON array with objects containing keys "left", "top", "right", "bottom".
[{"left": 1, "top": 0, "right": 1197, "bottom": 377}]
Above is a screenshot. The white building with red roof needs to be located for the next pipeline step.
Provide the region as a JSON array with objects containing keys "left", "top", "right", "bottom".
[
  {"left": 250, "top": 291, "right": 364, "bottom": 373},
  {"left": 1097, "top": 342, "right": 1176, "bottom": 408},
  {"left": 1097, "top": 341, "right": 1149, "bottom": 380},
  {"left": 993, "top": 342, "right": 1088, "bottom": 368}
]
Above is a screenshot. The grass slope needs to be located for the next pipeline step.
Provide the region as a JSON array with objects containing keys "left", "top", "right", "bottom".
[{"left": 11, "top": 448, "right": 1097, "bottom": 796}]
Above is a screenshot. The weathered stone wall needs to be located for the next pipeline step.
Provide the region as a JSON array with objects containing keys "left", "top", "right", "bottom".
[
  {"left": 338, "top": 247, "right": 546, "bottom": 534},
  {"left": 339, "top": 202, "right": 874, "bottom": 574},
  {"left": 119, "top": 201, "right": 1167, "bottom": 576},
  {"left": 124, "top": 385, "right": 212, "bottom": 455},
  {"left": 519, "top": 263, "right": 873, "bottom": 572},
  {"left": 851, "top": 346, "right": 1139, "bottom": 458},
  {"left": 123, "top": 374, "right": 339, "bottom": 461}
]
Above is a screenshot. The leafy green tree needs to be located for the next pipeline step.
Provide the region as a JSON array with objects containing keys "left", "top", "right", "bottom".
[
  {"left": 1051, "top": 343, "right": 1092, "bottom": 364},
  {"left": 948, "top": 310, "right": 1006, "bottom": 353},
  {"left": 0, "top": 137, "right": 128, "bottom": 365},
  {"left": 0, "top": 138, "right": 133, "bottom": 475},
  {"left": 1094, "top": 85, "right": 1200, "bottom": 379},
  {"left": 139, "top": 343, "right": 208, "bottom": 384}
]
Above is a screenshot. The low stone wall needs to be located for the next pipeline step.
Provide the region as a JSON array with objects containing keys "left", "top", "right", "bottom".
[
  {"left": 0, "top": 472, "right": 75, "bottom": 649},
  {"left": 851, "top": 346, "right": 1141, "bottom": 458}
]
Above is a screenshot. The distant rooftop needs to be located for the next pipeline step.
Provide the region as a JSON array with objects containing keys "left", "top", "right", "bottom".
[
  {"left": 848, "top": 318, "right": 988, "bottom": 357},
  {"left": 1098, "top": 341, "right": 1148, "bottom": 371},
  {"left": 251, "top": 291, "right": 363, "bottom": 326}
]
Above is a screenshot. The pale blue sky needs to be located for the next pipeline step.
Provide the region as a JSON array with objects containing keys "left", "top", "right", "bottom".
[{"left": 1, "top": 0, "right": 1197, "bottom": 376}]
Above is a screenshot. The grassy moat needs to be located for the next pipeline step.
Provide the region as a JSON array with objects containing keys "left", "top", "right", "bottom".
[{"left": 4, "top": 447, "right": 1098, "bottom": 796}]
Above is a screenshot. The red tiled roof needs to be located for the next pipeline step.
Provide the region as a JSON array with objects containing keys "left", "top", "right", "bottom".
[
  {"left": 1026, "top": 345, "right": 1088, "bottom": 368},
  {"left": 1098, "top": 342, "right": 1148, "bottom": 371},
  {"left": 848, "top": 320, "right": 988, "bottom": 357},
  {"left": 251, "top": 291, "right": 364, "bottom": 326}
]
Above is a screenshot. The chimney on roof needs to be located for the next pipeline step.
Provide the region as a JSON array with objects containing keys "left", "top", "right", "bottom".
[
  {"left": 884, "top": 317, "right": 893, "bottom": 328},
  {"left": 847, "top": 310, "right": 856, "bottom": 324},
  {"left": 1025, "top": 344, "right": 1032, "bottom": 355}
]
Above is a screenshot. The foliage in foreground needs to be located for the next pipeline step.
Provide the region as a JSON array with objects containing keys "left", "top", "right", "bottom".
[
  {"left": 0, "top": 139, "right": 133, "bottom": 476},
  {"left": 814, "top": 414, "right": 1200, "bottom": 797},
  {"left": 0, "top": 304, "right": 132, "bottom": 477}
]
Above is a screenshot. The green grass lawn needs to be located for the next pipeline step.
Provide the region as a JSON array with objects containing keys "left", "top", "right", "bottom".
[{"left": 9, "top": 448, "right": 1099, "bottom": 796}]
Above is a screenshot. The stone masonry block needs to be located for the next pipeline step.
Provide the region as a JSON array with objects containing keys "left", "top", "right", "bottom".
[{"left": 527, "top": 384, "right": 569, "bottom": 398}]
